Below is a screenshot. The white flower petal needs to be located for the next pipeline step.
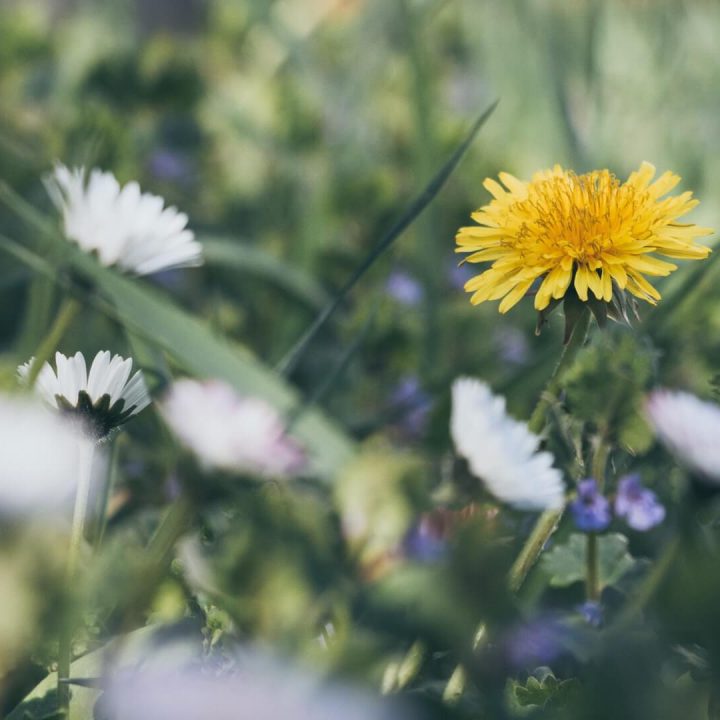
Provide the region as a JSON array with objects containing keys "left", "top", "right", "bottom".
[
  {"left": 19, "top": 350, "right": 151, "bottom": 436},
  {"left": 451, "top": 377, "right": 565, "bottom": 511},
  {"left": 0, "top": 395, "right": 81, "bottom": 514},
  {"left": 646, "top": 389, "right": 720, "bottom": 482},
  {"left": 160, "top": 379, "right": 305, "bottom": 477},
  {"left": 46, "top": 163, "right": 203, "bottom": 276}
]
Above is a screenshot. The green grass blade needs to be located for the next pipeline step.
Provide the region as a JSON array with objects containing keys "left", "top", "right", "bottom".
[
  {"left": 275, "top": 100, "right": 499, "bottom": 376},
  {"left": 201, "top": 236, "right": 330, "bottom": 310},
  {"left": 0, "top": 231, "right": 355, "bottom": 479}
]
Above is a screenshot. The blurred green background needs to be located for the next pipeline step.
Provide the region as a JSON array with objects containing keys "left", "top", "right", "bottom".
[
  {"left": 2, "top": 2, "right": 720, "bottom": 717},
  {"left": 2, "top": 0, "right": 719, "bottom": 427}
]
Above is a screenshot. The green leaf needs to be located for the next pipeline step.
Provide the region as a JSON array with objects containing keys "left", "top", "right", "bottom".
[
  {"left": 508, "top": 667, "right": 581, "bottom": 713},
  {"left": 276, "top": 100, "right": 498, "bottom": 375},
  {"left": 0, "top": 231, "right": 355, "bottom": 479},
  {"left": 201, "top": 236, "right": 330, "bottom": 311},
  {"left": 541, "top": 533, "right": 635, "bottom": 590}
]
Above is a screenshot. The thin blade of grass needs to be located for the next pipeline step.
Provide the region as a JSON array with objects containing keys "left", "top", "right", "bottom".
[
  {"left": 201, "top": 236, "right": 330, "bottom": 310},
  {"left": 275, "top": 100, "right": 499, "bottom": 376}
]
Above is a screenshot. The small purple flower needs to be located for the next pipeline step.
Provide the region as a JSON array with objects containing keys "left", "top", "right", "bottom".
[
  {"left": 148, "top": 149, "right": 193, "bottom": 183},
  {"left": 614, "top": 474, "right": 665, "bottom": 531},
  {"left": 576, "top": 601, "right": 603, "bottom": 628},
  {"left": 505, "top": 616, "right": 568, "bottom": 669},
  {"left": 448, "top": 261, "right": 474, "bottom": 289},
  {"left": 389, "top": 376, "right": 433, "bottom": 438},
  {"left": 570, "top": 479, "right": 611, "bottom": 532},
  {"left": 386, "top": 270, "right": 424, "bottom": 306},
  {"left": 493, "top": 326, "right": 530, "bottom": 366},
  {"left": 402, "top": 516, "right": 447, "bottom": 563}
]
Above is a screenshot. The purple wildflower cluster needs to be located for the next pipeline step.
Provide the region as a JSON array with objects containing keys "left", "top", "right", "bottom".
[{"left": 570, "top": 475, "right": 665, "bottom": 533}]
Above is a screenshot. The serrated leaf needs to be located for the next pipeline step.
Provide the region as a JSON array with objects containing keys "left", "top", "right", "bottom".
[
  {"left": 508, "top": 668, "right": 581, "bottom": 711},
  {"left": 541, "top": 533, "right": 635, "bottom": 590}
]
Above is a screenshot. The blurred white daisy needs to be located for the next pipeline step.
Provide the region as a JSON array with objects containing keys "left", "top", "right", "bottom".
[
  {"left": 451, "top": 377, "right": 565, "bottom": 510},
  {"left": 0, "top": 395, "right": 80, "bottom": 514},
  {"left": 160, "top": 379, "right": 305, "bottom": 476},
  {"left": 646, "top": 390, "right": 720, "bottom": 482},
  {"left": 46, "top": 164, "right": 203, "bottom": 276},
  {"left": 19, "top": 351, "right": 150, "bottom": 439},
  {"left": 101, "top": 659, "right": 407, "bottom": 720}
]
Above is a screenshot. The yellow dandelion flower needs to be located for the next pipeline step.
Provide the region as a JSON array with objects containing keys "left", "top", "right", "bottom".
[{"left": 455, "top": 162, "right": 713, "bottom": 314}]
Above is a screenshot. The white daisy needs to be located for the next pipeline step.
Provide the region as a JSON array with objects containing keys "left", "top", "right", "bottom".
[
  {"left": 0, "top": 395, "right": 81, "bottom": 514},
  {"left": 19, "top": 351, "right": 151, "bottom": 439},
  {"left": 646, "top": 390, "right": 720, "bottom": 482},
  {"left": 450, "top": 377, "right": 565, "bottom": 510},
  {"left": 160, "top": 379, "right": 305, "bottom": 476},
  {"left": 45, "top": 164, "right": 203, "bottom": 276}
]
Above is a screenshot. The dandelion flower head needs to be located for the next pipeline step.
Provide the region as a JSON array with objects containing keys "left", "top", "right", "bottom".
[{"left": 455, "top": 162, "right": 712, "bottom": 313}]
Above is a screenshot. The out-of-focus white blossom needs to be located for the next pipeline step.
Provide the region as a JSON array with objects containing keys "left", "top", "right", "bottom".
[
  {"left": 19, "top": 351, "right": 150, "bottom": 439},
  {"left": 646, "top": 389, "right": 720, "bottom": 482},
  {"left": 451, "top": 377, "right": 565, "bottom": 510},
  {"left": 101, "top": 660, "right": 408, "bottom": 720},
  {"left": 160, "top": 379, "right": 305, "bottom": 476},
  {"left": 0, "top": 395, "right": 80, "bottom": 514},
  {"left": 46, "top": 164, "right": 202, "bottom": 275}
]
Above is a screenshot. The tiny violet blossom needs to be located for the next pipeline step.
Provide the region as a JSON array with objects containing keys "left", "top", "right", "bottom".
[
  {"left": 646, "top": 390, "right": 720, "bottom": 483},
  {"left": 451, "top": 378, "right": 565, "bottom": 510},
  {"left": 576, "top": 601, "right": 604, "bottom": 628},
  {"left": 19, "top": 351, "right": 150, "bottom": 440},
  {"left": 160, "top": 379, "right": 305, "bottom": 477},
  {"left": 385, "top": 270, "right": 424, "bottom": 306},
  {"left": 402, "top": 517, "right": 447, "bottom": 563},
  {"left": 45, "top": 164, "right": 203, "bottom": 276},
  {"left": 389, "top": 376, "right": 433, "bottom": 438},
  {"left": 504, "top": 615, "right": 570, "bottom": 670},
  {"left": 614, "top": 474, "right": 665, "bottom": 531},
  {"left": 0, "top": 395, "right": 80, "bottom": 515},
  {"left": 569, "top": 479, "right": 611, "bottom": 532}
]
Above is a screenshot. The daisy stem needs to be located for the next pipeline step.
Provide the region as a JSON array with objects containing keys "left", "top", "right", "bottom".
[
  {"left": 26, "top": 296, "right": 81, "bottom": 387},
  {"left": 91, "top": 437, "right": 120, "bottom": 548},
  {"left": 508, "top": 307, "right": 591, "bottom": 594},
  {"left": 58, "top": 436, "right": 95, "bottom": 715}
]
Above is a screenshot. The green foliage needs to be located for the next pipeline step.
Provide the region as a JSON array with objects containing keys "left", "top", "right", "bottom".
[
  {"left": 541, "top": 533, "right": 635, "bottom": 590},
  {"left": 507, "top": 667, "right": 581, "bottom": 714},
  {"left": 562, "top": 330, "right": 655, "bottom": 453}
]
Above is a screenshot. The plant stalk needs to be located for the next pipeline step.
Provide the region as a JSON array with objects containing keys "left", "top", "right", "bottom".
[
  {"left": 57, "top": 437, "right": 95, "bottom": 715},
  {"left": 26, "top": 297, "right": 81, "bottom": 387},
  {"left": 508, "top": 307, "right": 591, "bottom": 593}
]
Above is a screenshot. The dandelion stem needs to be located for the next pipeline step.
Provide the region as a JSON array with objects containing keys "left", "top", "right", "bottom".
[
  {"left": 58, "top": 436, "right": 95, "bottom": 715},
  {"left": 26, "top": 296, "right": 81, "bottom": 387},
  {"left": 527, "top": 308, "right": 591, "bottom": 435},
  {"left": 508, "top": 307, "right": 591, "bottom": 593}
]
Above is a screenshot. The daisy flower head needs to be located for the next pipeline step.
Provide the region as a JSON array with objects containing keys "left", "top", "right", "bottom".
[
  {"left": 160, "top": 379, "right": 305, "bottom": 477},
  {"left": 455, "top": 162, "right": 712, "bottom": 316},
  {"left": 0, "top": 395, "right": 81, "bottom": 515},
  {"left": 46, "top": 164, "right": 203, "bottom": 276},
  {"left": 450, "top": 377, "right": 565, "bottom": 510},
  {"left": 646, "top": 390, "right": 720, "bottom": 483},
  {"left": 19, "top": 351, "right": 150, "bottom": 440}
]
